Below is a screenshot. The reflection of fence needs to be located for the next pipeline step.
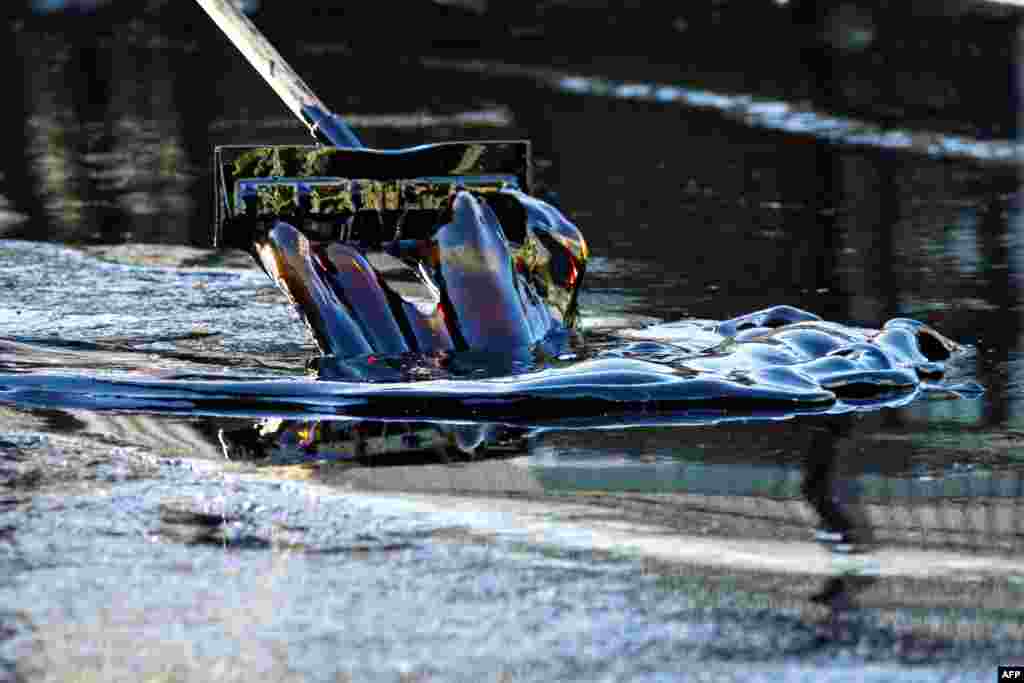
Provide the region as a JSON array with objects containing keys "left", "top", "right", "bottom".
[
  {"left": 531, "top": 460, "right": 1024, "bottom": 555},
  {"left": 73, "top": 413, "right": 223, "bottom": 460}
]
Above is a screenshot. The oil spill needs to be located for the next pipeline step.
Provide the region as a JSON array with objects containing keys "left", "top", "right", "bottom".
[{"left": 0, "top": 305, "right": 979, "bottom": 422}]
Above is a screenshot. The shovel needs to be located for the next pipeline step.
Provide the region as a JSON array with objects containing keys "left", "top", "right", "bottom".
[{"left": 196, "top": 0, "right": 587, "bottom": 362}]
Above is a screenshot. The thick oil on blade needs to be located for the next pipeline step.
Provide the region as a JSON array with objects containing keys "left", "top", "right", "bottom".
[
  {"left": 319, "top": 243, "right": 410, "bottom": 355},
  {"left": 254, "top": 221, "right": 373, "bottom": 358},
  {"left": 435, "top": 192, "right": 539, "bottom": 351}
]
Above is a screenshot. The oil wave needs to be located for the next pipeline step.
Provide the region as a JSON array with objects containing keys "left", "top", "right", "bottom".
[{"left": 0, "top": 305, "right": 981, "bottom": 425}]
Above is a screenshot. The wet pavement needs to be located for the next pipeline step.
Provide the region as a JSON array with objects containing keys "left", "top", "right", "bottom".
[{"left": 0, "top": 408, "right": 1020, "bottom": 682}]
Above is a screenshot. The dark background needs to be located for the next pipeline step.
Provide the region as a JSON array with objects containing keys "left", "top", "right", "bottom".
[{"left": 2, "top": 0, "right": 1018, "bottom": 241}]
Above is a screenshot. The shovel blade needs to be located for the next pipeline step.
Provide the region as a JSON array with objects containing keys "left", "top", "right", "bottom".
[{"left": 213, "top": 140, "right": 531, "bottom": 248}]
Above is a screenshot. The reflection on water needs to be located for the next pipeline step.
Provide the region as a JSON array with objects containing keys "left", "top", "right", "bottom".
[
  {"left": 424, "top": 59, "right": 1022, "bottom": 164},
  {"left": 219, "top": 419, "right": 530, "bottom": 466},
  {"left": 216, "top": 409, "right": 1024, "bottom": 607}
]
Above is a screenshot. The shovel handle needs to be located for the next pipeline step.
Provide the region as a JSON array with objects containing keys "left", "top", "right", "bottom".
[{"left": 196, "top": 0, "right": 362, "bottom": 148}]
